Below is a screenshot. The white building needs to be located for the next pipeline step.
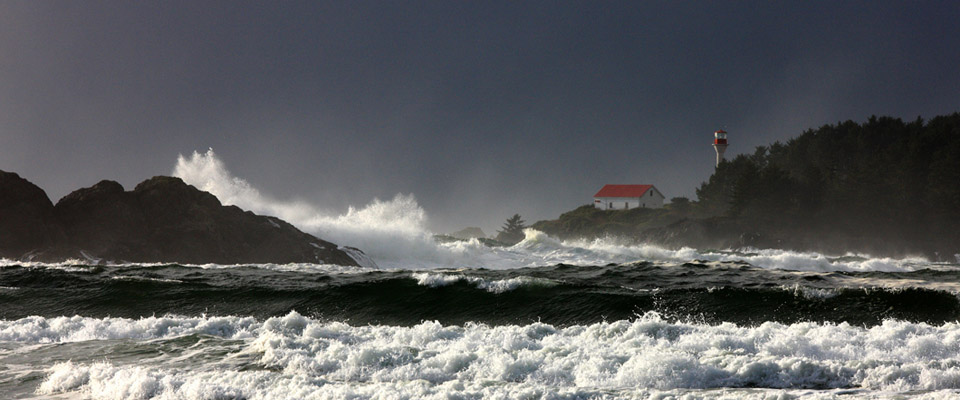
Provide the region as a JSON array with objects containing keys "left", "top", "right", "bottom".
[{"left": 593, "top": 184, "right": 665, "bottom": 210}]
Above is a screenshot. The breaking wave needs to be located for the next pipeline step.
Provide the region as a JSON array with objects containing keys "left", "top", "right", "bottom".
[
  {"left": 174, "top": 149, "right": 443, "bottom": 267},
  {"left": 411, "top": 272, "right": 559, "bottom": 293},
  {"left": 20, "top": 312, "right": 960, "bottom": 398},
  {"left": 171, "top": 149, "right": 936, "bottom": 273}
]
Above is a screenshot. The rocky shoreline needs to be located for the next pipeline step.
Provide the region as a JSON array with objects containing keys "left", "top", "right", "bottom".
[
  {"left": 0, "top": 171, "right": 362, "bottom": 266},
  {"left": 636, "top": 217, "right": 957, "bottom": 261},
  {"left": 532, "top": 205, "right": 957, "bottom": 261}
]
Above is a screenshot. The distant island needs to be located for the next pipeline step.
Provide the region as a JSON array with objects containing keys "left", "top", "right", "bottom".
[
  {"left": 0, "top": 172, "right": 363, "bottom": 266},
  {"left": 533, "top": 113, "right": 960, "bottom": 260}
]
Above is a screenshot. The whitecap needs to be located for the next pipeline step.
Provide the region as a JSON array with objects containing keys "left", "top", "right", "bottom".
[
  {"left": 24, "top": 311, "right": 960, "bottom": 396},
  {"left": 410, "top": 272, "right": 557, "bottom": 293}
]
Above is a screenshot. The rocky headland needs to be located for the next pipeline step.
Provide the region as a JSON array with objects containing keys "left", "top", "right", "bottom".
[
  {"left": 0, "top": 171, "right": 362, "bottom": 266},
  {"left": 532, "top": 113, "right": 960, "bottom": 261}
]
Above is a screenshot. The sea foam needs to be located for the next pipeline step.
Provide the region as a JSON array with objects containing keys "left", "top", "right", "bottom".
[
  {"left": 20, "top": 312, "right": 960, "bottom": 398},
  {"left": 0, "top": 315, "right": 260, "bottom": 343}
]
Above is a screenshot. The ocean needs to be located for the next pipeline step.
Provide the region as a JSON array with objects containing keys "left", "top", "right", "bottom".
[
  {"left": 4, "top": 152, "right": 960, "bottom": 399},
  {"left": 3, "top": 236, "right": 960, "bottom": 399}
]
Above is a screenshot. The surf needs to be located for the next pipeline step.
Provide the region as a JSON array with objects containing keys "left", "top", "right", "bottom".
[{"left": 18, "top": 311, "right": 960, "bottom": 398}]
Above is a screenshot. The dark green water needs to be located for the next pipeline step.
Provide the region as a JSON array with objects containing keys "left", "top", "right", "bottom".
[{"left": 3, "top": 262, "right": 959, "bottom": 326}]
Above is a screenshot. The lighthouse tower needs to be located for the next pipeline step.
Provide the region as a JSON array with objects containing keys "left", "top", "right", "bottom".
[{"left": 712, "top": 129, "right": 728, "bottom": 167}]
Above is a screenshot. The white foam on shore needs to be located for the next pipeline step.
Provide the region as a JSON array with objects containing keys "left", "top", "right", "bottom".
[
  {"left": 3, "top": 312, "right": 960, "bottom": 397},
  {"left": 560, "top": 235, "right": 931, "bottom": 272},
  {"left": 47, "top": 361, "right": 927, "bottom": 400},
  {"left": 41, "top": 361, "right": 960, "bottom": 400}
]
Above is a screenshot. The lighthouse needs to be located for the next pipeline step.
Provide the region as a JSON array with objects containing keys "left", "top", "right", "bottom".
[{"left": 712, "top": 129, "right": 728, "bottom": 167}]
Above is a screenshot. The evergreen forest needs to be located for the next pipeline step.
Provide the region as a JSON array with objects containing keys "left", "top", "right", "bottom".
[{"left": 694, "top": 113, "right": 960, "bottom": 256}]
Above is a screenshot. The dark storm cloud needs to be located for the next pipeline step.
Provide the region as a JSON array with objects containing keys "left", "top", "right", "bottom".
[{"left": 1, "top": 1, "right": 958, "bottom": 233}]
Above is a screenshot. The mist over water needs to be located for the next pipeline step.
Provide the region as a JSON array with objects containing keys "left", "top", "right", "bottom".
[
  {"left": 3, "top": 150, "right": 955, "bottom": 399},
  {"left": 174, "top": 149, "right": 451, "bottom": 268},
  {"left": 173, "top": 149, "right": 932, "bottom": 273}
]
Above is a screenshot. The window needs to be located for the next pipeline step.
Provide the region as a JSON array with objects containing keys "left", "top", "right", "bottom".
[
  {"left": 609, "top": 202, "right": 613, "bottom": 209},
  {"left": 625, "top": 202, "right": 629, "bottom": 209}
]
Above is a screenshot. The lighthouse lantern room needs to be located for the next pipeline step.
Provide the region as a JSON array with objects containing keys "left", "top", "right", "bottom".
[{"left": 712, "top": 129, "right": 728, "bottom": 167}]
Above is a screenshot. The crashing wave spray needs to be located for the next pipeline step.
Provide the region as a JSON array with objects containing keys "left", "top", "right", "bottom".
[
  {"left": 173, "top": 149, "right": 452, "bottom": 267},
  {"left": 173, "top": 148, "right": 332, "bottom": 224},
  {"left": 172, "top": 149, "right": 930, "bottom": 272},
  {"left": 171, "top": 150, "right": 646, "bottom": 268}
]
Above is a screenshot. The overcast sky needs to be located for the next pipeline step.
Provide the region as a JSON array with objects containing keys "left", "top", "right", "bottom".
[{"left": 1, "top": 1, "right": 958, "bottom": 234}]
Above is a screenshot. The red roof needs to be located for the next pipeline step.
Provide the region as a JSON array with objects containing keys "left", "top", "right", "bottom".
[{"left": 593, "top": 184, "right": 654, "bottom": 198}]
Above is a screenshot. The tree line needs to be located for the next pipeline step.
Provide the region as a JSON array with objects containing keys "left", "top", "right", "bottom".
[{"left": 693, "top": 113, "right": 960, "bottom": 256}]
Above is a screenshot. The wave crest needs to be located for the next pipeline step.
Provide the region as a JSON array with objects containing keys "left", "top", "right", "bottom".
[
  {"left": 173, "top": 149, "right": 449, "bottom": 267},
  {"left": 411, "top": 272, "right": 558, "bottom": 293},
  {"left": 26, "top": 312, "right": 960, "bottom": 396}
]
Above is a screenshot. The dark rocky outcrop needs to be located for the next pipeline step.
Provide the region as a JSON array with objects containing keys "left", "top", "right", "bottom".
[
  {"left": 533, "top": 204, "right": 945, "bottom": 259},
  {"left": 54, "top": 180, "right": 146, "bottom": 260},
  {"left": 0, "top": 171, "right": 66, "bottom": 258},
  {"left": 635, "top": 217, "right": 753, "bottom": 250},
  {"left": 0, "top": 171, "right": 362, "bottom": 266}
]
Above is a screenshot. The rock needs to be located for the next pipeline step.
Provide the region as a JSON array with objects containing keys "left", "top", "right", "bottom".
[
  {"left": 637, "top": 217, "right": 742, "bottom": 250},
  {"left": 55, "top": 180, "right": 146, "bottom": 259},
  {"left": 125, "top": 176, "right": 359, "bottom": 265},
  {"left": 0, "top": 171, "right": 66, "bottom": 259},
  {"left": 0, "top": 171, "right": 363, "bottom": 266},
  {"left": 495, "top": 230, "right": 525, "bottom": 246},
  {"left": 449, "top": 227, "right": 486, "bottom": 240}
]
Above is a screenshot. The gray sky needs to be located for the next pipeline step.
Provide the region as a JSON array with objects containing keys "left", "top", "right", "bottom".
[{"left": 1, "top": 1, "right": 959, "bottom": 234}]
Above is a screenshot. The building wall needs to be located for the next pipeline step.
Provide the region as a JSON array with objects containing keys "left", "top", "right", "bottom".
[
  {"left": 594, "top": 197, "right": 638, "bottom": 210},
  {"left": 593, "top": 189, "right": 665, "bottom": 210}
]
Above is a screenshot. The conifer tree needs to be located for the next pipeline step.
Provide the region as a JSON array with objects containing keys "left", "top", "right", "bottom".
[{"left": 496, "top": 214, "right": 526, "bottom": 245}]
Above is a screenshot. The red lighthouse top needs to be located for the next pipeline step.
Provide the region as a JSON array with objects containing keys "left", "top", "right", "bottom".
[{"left": 714, "top": 129, "right": 728, "bottom": 145}]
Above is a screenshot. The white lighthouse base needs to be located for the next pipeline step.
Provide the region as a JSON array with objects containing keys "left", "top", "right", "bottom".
[{"left": 713, "top": 144, "right": 728, "bottom": 166}]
